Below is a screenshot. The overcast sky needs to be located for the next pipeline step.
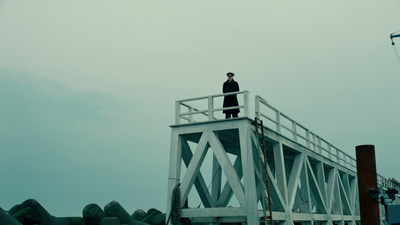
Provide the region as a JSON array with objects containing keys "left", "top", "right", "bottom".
[{"left": 1, "top": 0, "right": 400, "bottom": 217}]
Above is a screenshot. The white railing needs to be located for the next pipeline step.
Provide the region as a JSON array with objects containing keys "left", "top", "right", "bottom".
[
  {"left": 379, "top": 175, "right": 400, "bottom": 192},
  {"left": 175, "top": 91, "right": 249, "bottom": 124},
  {"left": 174, "top": 93, "right": 400, "bottom": 190},
  {"left": 255, "top": 95, "right": 357, "bottom": 172},
  {"left": 255, "top": 95, "right": 400, "bottom": 192}
]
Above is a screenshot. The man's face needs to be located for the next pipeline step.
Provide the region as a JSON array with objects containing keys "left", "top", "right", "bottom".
[{"left": 228, "top": 75, "right": 233, "bottom": 80}]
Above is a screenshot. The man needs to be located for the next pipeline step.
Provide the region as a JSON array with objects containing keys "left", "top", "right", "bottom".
[{"left": 222, "top": 72, "right": 240, "bottom": 119}]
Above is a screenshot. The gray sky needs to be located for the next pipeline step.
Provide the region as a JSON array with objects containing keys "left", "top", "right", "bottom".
[{"left": 1, "top": 0, "right": 400, "bottom": 217}]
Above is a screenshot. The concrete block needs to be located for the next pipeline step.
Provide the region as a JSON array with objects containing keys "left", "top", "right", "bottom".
[
  {"left": 104, "top": 201, "right": 132, "bottom": 224},
  {"left": 100, "top": 217, "right": 121, "bottom": 225},
  {"left": 129, "top": 219, "right": 150, "bottom": 225},
  {"left": 152, "top": 213, "right": 165, "bottom": 225},
  {"left": 142, "top": 208, "right": 161, "bottom": 224},
  {"left": 131, "top": 209, "right": 146, "bottom": 221},
  {"left": 83, "top": 204, "right": 107, "bottom": 225},
  {"left": 57, "top": 217, "right": 85, "bottom": 225},
  {"left": 10, "top": 199, "right": 53, "bottom": 225},
  {"left": 0, "top": 207, "right": 22, "bottom": 225}
]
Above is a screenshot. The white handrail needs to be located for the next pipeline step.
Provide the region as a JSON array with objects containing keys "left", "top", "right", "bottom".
[
  {"left": 175, "top": 91, "right": 250, "bottom": 124},
  {"left": 174, "top": 93, "right": 400, "bottom": 190},
  {"left": 254, "top": 95, "right": 400, "bottom": 189},
  {"left": 255, "top": 95, "right": 358, "bottom": 172}
]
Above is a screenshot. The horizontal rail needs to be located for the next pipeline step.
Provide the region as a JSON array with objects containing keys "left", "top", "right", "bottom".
[
  {"left": 255, "top": 95, "right": 357, "bottom": 172},
  {"left": 174, "top": 92, "right": 400, "bottom": 190},
  {"left": 255, "top": 95, "right": 400, "bottom": 190},
  {"left": 178, "top": 91, "right": 248, "bottom": 103},
  {"left": 175, "top": 91, "right": 249, "bottom": 124}
]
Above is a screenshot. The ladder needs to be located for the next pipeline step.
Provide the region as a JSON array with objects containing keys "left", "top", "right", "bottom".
[{"left": 253, "top": 117, "right": 273, "bottom": 225}]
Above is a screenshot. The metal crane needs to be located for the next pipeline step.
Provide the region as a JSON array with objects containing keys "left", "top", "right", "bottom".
[
  {"left": 390, "top": 32, "right": 400, "bottom": 45},
  {"left": 390, "top": 31, "right": 400, "bottom": 64}
]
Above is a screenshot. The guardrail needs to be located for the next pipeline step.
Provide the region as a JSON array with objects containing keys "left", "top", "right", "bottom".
[
  {"left": 255, "top": 95, "right": 357, "bottom": 171},
  {"left": 254, "top": 95, "right": 400, "bottom": 191},
  {"left": 174, "top": 92, "right": 400, "bottom": 191},
  {"left": 380, "top": 175, "right": 400, "bottom": 192},
  {"left": 175, "top": 91, "right": 249, "bottom": 124}
]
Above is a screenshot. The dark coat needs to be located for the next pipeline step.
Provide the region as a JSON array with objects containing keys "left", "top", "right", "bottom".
[{"left": 222, "top": 79, "right": 240, "bottom": 114}]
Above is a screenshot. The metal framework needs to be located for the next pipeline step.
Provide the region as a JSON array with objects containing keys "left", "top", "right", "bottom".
[{"left": 167, "top": 92, "right": 399, "bottom": 225}]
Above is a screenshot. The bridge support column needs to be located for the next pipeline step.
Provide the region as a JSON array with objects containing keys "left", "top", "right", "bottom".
[
  {"left": 239, "top": 123, "right": 259, "bottom": 225},
  {"left": 166, "top": 132, "right": 183, "bottom": 225}
]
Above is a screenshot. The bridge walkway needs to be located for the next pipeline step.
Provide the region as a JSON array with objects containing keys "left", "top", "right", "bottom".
[{"left": 167, "top": 91, "right": 398, "bottom": 225}]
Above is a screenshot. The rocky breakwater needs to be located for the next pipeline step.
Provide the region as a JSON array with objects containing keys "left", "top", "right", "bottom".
[{"left": 0, "top": 199, "right": 166, "bottom": 225}]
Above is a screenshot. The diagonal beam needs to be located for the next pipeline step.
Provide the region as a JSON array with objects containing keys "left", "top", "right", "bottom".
[
  {"left": 288, "top": 153, "right": 304, "bottom": 210},
  {"left": 338, "top": 173, "right": 352, "bottom": 215},
  {"left": 217, "top": 156, "right": 243, "bottom": 207},
  {"left": 350, "top": 177, "right": 357, "bottom": 212},
  {"left": 251, "top": 134, "right": 286, "bottom": 211},
  {"left": 326, "top": 168, "right": 337, "bottom": 211},
  {"left": 264, "top": 162, "right": 286, "bottom": 211},
  {"left": 180, "top": 133, "right": 210, "bottom": 206},
  {"left": 341, "top": 173, "right": 351, "bottom": 206},
  {"left": 212, "top": 154, "right": 222, "bottom": 202},
  {"left": 299, "top": 158, "right": 311, "bottom": 213},
  {"left": 273, "top": 142, "right": 289, "bottom": 206},
  {"left": 208, "top": 131, "right": 246, "bottom": 206},
  {"left": 316, "top": 162, "right": 327, "bottom": 204},
  {"left": 306, "top": 159, "right": 327, "bottom": 213},
  {"left": 181, "top": 139, "right": 215, "bottom": 207}
]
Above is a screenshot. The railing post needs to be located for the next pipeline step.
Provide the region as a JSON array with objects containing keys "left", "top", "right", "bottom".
[
  {"left": 189, "top": 106, "right": 194, "bottom": 123},
  {"left": 243, "top": 91, "right": 249, "bottom": 118},
  {"left": 317, "top": 136, "right": 322, "bottom": 155},
  {"left": 336, "top": 148, "right": 340, "bottom": 164},
  {"left": 292, "top": 121, "right": 297, "bottom": 142},
  {"left": 306, "top": 130, "right": 310, "bottom": 149},
  {"left": 175, "top": 101, "right": 181, "bottom": 124},
  {"left": 255, "top": 95, "right": 260, "bottom": 119},
  {"left": 328, "top": 144, "right": 332, "bottom": 160},
  {"left": 311, "top": 133, "right": 316, "bottom": 151},
  {"left": 208, "top": 96, "right": 214, "bottom": 121},
  {"left": 276, "top": 111, "right": 281, "bottom": 134}
]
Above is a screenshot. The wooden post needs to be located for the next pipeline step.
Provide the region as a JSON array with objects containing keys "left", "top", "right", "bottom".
[{"left": 355, "top": 145, "right": 380, "bottom": 225}]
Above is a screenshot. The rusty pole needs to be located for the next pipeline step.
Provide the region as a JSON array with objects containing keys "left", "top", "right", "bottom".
[{"left": 355, "top": 144, "right": 380, "bottom": 225}]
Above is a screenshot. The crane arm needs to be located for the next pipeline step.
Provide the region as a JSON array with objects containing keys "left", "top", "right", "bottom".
[{"left": 391, "top": 33, "right": 400, "bottom": 45}]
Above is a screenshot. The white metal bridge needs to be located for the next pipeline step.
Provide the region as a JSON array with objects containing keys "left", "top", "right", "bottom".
[{"left": 166, "top": 91, "right": 400, "bottom": 225}]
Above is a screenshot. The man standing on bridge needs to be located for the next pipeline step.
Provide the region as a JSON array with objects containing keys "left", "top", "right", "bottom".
[{"left": 222, "top": 72, "right": 240, "bottom": 119}]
